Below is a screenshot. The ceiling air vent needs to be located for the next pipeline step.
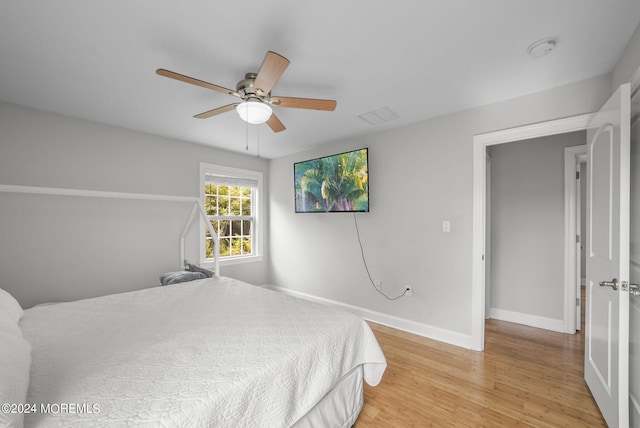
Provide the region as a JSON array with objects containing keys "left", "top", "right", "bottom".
[{"left": 358, "top": 106, "right": 399, "bottom": 126}]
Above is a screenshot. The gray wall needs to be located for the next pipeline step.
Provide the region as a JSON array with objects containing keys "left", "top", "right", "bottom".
[
  {"left": 487, "top": 132, "right": 585, "bottom": 324},
  {"left": 613, "top": 22, "right": 640, "bottom": 89},
  {"left": 0, "top": 102, "right": 270, "bottom": 308},
  {"left": 269, "top": 74, "right": 611, "bottom": 343}
]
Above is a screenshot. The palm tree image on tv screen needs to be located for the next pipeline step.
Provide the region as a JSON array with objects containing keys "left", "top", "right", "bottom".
[{"left": 294, "top": 148, "right": 369, "bottom": 213}]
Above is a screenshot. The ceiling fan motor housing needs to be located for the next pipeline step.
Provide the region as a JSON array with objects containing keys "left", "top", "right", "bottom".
[{"left": 236, "top": 72, "right": 265, "bottom": 100}]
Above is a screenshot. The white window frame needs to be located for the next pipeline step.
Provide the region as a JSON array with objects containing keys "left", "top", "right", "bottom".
[{"left": 199, "top": 162, "right": 263, "bottom": 267}]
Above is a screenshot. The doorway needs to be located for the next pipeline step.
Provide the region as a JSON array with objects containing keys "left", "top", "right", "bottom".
[
  {"left": 471, "top": 114, "right": 594, "bottom": 351},
  {"left": 484, "top": 136, "right": 586, "bottom": 333}
]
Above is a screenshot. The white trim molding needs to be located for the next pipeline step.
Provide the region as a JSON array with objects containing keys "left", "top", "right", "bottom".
[
  {"left": 473, "top": 114, "right": 595, "bottom": 147},
  {"left": 199, "top": 162, "right": 264, "bottom": 268},
  {"left": 489, "top": 308, "right": 565, "bottom": 333},
  {"left": 263, "top": 285, "right": 475, "bottom": 349}
]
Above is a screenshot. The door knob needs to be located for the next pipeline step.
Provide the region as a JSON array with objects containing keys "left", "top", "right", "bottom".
[
  {"left": 630, "top": 283, "right": 640, "bottom": 297},
  {"left": 599, "top": 278, "right": 618, "bottom": 290}
]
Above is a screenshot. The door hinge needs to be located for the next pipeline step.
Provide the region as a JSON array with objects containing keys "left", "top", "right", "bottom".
[
  {"left": 576, "top": 171, "right": 580, "bottom": 180},
  {"left": 576, "top": 234, "right": 581, "bottom": 244},
  {"left": 576, "top": 297, "right": 580, "bottom": 306}
]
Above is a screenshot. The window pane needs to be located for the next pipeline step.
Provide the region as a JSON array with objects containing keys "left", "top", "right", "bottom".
[
  {"left": 220, "top": 238, "right": 230, "bottom": 257},
  {"left": 241, "top": 198, "right": 251, "bottom": 216},
  {"left": 230, "top": 186, "right": 241, "bottom": 197},
  {"left": 205, "top": 195, "right": 217, "bottom": 215},
  {"left": 205, "top": 238, "right": 213, "bottom": 259},
  {"left": 218, "top": 185, "right": 229, "bottom": 196},
  {"left": 242, "top": 220, "right": 251, "bottom": 235},
  {"left": 218, "top": 220, "right": 230, "bottom": 237},
  {"left": 231, "top": 238, "right": 242, "bottom": 256},
  {"left": 231, "top": 220, "right": 242, "bottom": 236},
  {"left": 218, "top": 197, "right": 229, "bottom": 215},
  {"left": 242, "top": 237, "right": 251, "bottom": 254},
  {"left": 230, "top": 197, "right": 241, "bottom": 216},
  {"left": 205, "top": 220, "right": 219, "bottom": 237},
  {"left": 242, "top": 187, "right": 251, "bottom": 197}
]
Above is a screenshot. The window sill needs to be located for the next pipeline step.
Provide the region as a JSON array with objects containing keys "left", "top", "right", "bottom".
[{"left": 201, "top": 254, "right": 263, "bottom": 268}]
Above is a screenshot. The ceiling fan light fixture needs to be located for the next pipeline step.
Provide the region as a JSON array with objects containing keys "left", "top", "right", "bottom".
[{"left": 236, "top": 101, "right": 272, "bottom": 124}]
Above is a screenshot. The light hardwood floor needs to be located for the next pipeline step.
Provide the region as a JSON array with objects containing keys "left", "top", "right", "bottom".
[{"left": 356, "top": 309, "right": 605, "bottom": 426}]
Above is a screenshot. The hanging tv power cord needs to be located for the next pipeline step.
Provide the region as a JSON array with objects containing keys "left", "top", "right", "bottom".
[{"left": 353, "top": 213, "right": 409, "bottom": 300}]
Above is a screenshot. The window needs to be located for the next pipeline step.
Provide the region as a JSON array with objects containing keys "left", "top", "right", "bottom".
[{"left": 200, "top": 163, "right": 262, "bottom": 265}]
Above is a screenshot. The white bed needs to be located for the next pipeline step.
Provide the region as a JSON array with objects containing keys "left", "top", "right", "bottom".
[
  {"left": 14, "top": 276, "right": 386, "bottom": 427},
  {"left": 0, "top": 184, "right": 386, "bottom": 427}
]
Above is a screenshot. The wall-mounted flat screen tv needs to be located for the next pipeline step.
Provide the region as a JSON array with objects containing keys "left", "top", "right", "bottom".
[{"left": 294, "top": 148, "right": 369, "bottom": 213}]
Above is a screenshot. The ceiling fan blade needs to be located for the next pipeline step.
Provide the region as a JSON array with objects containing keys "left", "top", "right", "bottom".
[
  {"left": 156, "top": 69, "right": 237, "bottom": 96},
  {"left": 270, "top": 96, "right": 337, "bottom": 111},
  {"left": 266, "top": 113, "right": 286, "bottom": 133},
  {"left": 253, "top": 51, "right": 290, "bottom": 96},
  {"left": 194, "top": 103, "right": 239, "bottom": 119}
]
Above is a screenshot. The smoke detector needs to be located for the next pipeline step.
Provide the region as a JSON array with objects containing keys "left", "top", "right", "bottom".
[{"left": 527, "top": 38, "right": 557, "bottom": 58}]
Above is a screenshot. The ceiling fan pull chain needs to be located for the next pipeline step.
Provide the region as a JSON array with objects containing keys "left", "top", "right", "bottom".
[
  {"left": 245, "top": 106, "right": 249, "bottom": 152},
  {"left": 257, "top": 126, "right": 260, "bottom": 158}
]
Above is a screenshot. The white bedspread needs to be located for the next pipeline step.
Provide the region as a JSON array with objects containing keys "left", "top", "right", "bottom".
[{"left": 19, "top": 277, "right": 386, "bottom": 427}]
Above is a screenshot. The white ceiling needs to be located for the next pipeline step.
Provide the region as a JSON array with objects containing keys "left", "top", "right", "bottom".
[{"left": 1, "top": 1, "right": 639, "bottom": 159}]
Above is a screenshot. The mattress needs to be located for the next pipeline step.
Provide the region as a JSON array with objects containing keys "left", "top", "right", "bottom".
[{"left": 19, "top": 276, "right": 386, "bottom": 427}]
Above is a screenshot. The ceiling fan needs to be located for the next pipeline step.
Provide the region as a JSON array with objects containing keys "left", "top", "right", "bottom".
[{"left": 156, "top": 51, "right": 337, "bottom": 133}]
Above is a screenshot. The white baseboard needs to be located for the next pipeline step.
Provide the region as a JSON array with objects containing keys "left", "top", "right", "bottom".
[
  {"left": 262, "top": 284, "right": 475, "bottom": 350},
  {"left": 489, "top": 307, "right": 565, "bottom": 333}
]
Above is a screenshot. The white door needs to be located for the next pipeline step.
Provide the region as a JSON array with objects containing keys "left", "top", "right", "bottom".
[{"left": 585, "top": 83, "right": 631, "bottom": 427}]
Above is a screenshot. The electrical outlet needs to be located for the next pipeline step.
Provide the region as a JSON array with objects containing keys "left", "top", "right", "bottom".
[
  {"left": 405, "top": 285, "right": 412, "bottom": 296},
  {"left": 374, "top": 280, "right": 381, "bottom": 291}
]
